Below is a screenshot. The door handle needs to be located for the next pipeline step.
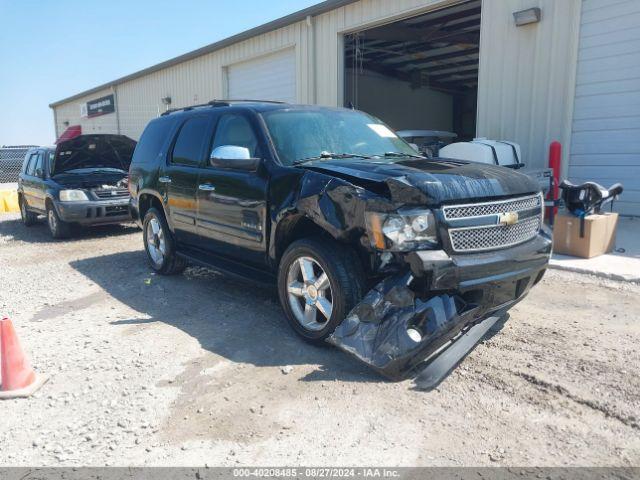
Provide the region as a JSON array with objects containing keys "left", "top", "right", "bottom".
[
  {"left": 158, "top": 176, "right": 172, "bottom": 184},
  {"left": 199, "top": 184, "right": 216, "bottom": 191}
]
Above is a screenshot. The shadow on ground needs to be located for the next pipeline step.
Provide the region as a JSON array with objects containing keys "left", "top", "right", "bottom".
[
  {"left": 0, "top": 217, "right": 138, "bottom": 243},
  {"left": 69, "top": 250, "right": 380, "bottom": 383}
]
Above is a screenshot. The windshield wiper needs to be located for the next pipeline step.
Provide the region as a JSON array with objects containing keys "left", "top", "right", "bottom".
[
  {"left": 383, "top": 151, "right": 425, "bottom": 159},
  {"left": 292, "top": 151, "right": 373, "bottom": 166}
]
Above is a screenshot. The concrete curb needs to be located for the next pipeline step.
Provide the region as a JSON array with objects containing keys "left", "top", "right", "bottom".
[{"left": 548, "top": 260, "right": 640, "bottom": 284}]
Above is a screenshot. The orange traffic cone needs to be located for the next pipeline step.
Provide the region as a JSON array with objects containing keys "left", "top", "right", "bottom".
[{"left": 0, "top": 317, "right": 47, "bottom": 399}]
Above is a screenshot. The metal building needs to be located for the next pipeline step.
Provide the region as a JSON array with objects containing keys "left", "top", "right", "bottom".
[{"left": 49, "top": 0, "right": 639, "bottom": 215}]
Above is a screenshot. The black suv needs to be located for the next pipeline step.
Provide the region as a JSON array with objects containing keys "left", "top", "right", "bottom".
[
  {"left": 18, "top": 135, "right": 136, "bottom": 238},
  {"left": 129, "top": 101, "right": 551, "bottom": 384}
]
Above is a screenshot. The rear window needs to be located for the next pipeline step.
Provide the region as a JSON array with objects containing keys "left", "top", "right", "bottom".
[
  {"left": 131, "top": 119, "right": 175, "bottom": 165},
  {"left": 171, "top": 116, "right": 209, "bottom": 167}
]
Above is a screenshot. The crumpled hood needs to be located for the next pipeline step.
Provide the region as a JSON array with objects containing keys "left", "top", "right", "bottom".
[
  {"left": 53, "top": 134, "right": 136, "bottom": 176},
  {"left": 301, "top": 158, "right": 540, "bottom": 205}
]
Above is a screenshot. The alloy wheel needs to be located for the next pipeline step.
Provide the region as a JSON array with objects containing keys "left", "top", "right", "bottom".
[
  {"left": 146, "top": 217, "right": 166, "bottom": 266},
  {"left": 286, "top": 256, "right": 334, "bottom": 331}
]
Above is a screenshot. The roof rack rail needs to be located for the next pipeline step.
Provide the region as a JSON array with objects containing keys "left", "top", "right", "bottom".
[
  {"left": 160, "top": 99, "right": 287, "bottom": 116},
  {"left": 215, "top": 99, "right": 288, "bottom": 104}
]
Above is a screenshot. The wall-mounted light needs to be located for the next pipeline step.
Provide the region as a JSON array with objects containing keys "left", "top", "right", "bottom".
[{"left": 513, "top": 7, "right": 541, "bottom": 27}]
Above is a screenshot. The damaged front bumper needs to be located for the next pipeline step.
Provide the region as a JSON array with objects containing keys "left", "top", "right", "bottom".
[{"left": 328, "top": 232, "right": 552, "bottom": 383}]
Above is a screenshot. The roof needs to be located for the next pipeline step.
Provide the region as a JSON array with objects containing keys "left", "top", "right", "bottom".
[{"left": 49, "top": 0, "right": 359, "bottom": 108}]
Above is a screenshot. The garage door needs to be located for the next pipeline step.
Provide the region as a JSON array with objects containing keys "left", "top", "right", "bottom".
[
  {"left": 569, "top": 0, "right": 640, "bottom": 215},
  {"left": 227, "top": 49, "right": 296, "bottom": 104}
]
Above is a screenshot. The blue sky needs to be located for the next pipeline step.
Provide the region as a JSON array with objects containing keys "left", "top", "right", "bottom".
[{"left": 0, "top": 0, "right": 319, "bottom": 146}]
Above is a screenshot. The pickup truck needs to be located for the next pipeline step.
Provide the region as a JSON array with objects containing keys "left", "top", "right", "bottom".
[{"left": 128, "top": 101, "right": 551, "bottom": 387}]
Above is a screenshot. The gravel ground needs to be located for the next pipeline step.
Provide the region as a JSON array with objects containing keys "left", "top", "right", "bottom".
[{"left": 0, "top": 212, "right": 639, "bottom": 467}]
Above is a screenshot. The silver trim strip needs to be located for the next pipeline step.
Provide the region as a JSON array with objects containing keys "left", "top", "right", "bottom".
[{"left": 442, "top": 193, "right": 542, "bottom": 221}]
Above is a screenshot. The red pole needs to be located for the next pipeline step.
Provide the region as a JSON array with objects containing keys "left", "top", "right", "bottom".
[{"left": 547, "top": 141, "right": 561, "bottom": 219}]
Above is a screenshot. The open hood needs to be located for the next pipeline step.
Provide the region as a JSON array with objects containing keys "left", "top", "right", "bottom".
[
  {"left": 300, "top": 158, "right": 540, "bottom": 205},
  {"left": 52, "top": 134, "right": 137, "bottom": 176}
]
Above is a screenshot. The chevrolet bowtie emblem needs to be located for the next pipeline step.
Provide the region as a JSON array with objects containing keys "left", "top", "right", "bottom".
[{"left": 498, "top": 211, "right": 519, "bottom": 226}]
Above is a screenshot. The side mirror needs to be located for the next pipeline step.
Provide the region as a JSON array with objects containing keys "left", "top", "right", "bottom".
[
  {"left": 35, "top": 168, "right": 44, "bottom": 178},
  {"left": 210, "top": 145, "right": 261, "bottom": 171}
]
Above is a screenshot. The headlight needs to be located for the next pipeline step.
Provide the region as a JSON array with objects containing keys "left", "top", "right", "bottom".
[
  {"left": 366, "top": 209, "right": 438, "bottom": 251},
  {"left": 59, "top": 189, "right": 89, "bottom": 202}
]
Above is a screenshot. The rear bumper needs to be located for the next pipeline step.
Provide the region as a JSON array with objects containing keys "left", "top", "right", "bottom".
[
  {"left": 328, "top": 231, "right": 552, "bottom": 381},
  {"left": 54, "top": 198, "right": 131, "bottom": 225}
]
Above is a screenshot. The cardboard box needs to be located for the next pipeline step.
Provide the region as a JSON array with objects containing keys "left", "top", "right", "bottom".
[{"left": 553, "top": 212, "right": 618, "bottom": 258}]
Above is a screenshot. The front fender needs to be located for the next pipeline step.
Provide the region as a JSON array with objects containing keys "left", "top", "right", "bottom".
[{"left": 268, "top": 170, "right": 395, "bottom": 264}]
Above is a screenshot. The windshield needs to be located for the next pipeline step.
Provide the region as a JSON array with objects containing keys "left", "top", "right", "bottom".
[{"left": 262, "top": 109, "right": 420, "bottom": 166}]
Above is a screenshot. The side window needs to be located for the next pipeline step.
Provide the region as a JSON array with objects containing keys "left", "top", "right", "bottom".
[
  {"left": 132, "top": 118, "right": 175, "bottom": 165},
  {"left": 171, "top": 116, "right": 209, "bottom": 167},
  {"left": 47, "top": 151, "right": 55, "bottom": 175},
  {"left": 25, "top": 153, "right": 38, "bottom": 175},
  {"left": 33, "top": 153, "right": 44, "bottom": 177},
  {"left": 210, "top": 114, "right": 260, "bottom": 159}
]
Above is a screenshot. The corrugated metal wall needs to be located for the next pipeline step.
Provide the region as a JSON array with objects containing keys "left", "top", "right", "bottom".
[
  {"left": 53, "top": 0, "right": 583, "bottom": 175},
  {"left": 54, "top": 21, "right": 312, "bottom": 141},
  {"left": 568, "top": 0, "right": 640, "bottom": 215},
  {"left": 477, "top": 0, "right": 582, "bottom": 172}
]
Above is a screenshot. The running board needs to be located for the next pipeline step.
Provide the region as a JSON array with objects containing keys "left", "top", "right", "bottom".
[
  {"left": 413, "top": 315, "right": 501, "bottom": 391},
  {"left": 177, "top": 247, "right": 276, "bottom": 286}
]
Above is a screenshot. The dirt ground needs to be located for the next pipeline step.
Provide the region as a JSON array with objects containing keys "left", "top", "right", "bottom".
[{"left": 1, "top": 212, "right": 639, "bottom": 467}]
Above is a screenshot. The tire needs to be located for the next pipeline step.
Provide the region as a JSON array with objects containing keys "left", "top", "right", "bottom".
[
  {"left": 277, "top": 238, "right": 366, "bottom": 343},
  {"left": 46, "top": 204, "right": 71, "bottom": 239},
  {"left": 142, "top": 207, "right": 187, "bottom": 275},
  {"left": 19, "top": 196, "right": 38, "bottom": 227}
]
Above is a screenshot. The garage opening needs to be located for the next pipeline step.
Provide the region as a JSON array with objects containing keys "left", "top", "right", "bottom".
[{"left": 344, "top": 0, "right": 481, "bottom": 154}]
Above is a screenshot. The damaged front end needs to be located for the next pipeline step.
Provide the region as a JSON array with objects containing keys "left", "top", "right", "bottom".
[
  {"left": 328, "top": 271, "right": 491, "bottom": 384},
  {"left": 327, "top": 273, "right": 515, "bottom": 388},
  {"left": 328, "top": 272, "right": 455, "bottom": 378},
  {"left": 275, "top": 160, "right": 551, "bottom": 387},
  {"left": 327, "top": 233, "right": 551, "bottom": 387}
]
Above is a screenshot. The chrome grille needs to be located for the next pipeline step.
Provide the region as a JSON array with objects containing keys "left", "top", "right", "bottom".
[
  {"left": 444, "top": 194, "right": 543, "bottom": 253},
  {"left": 443, "top": 195, "right": 541, "bottom": 220},
  {"left": 93, "top": 188, "right": 129, "bottom": 199},
  {"left": 449, "top": 216, "right": 541, "bottom": 252}
]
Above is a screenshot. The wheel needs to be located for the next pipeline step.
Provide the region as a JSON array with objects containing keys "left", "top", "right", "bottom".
[
  {"left": 142, "top": 207, "right": 186, "bottom": 275},
  {"left": 46, "top": 204, "right": 71, "bottom": 239},
  {"left": 19, "top": 196, "right": 38, "bottom": 226},
  {"left": 278, "top": 238, "right": 366, "bottom": 343}
]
